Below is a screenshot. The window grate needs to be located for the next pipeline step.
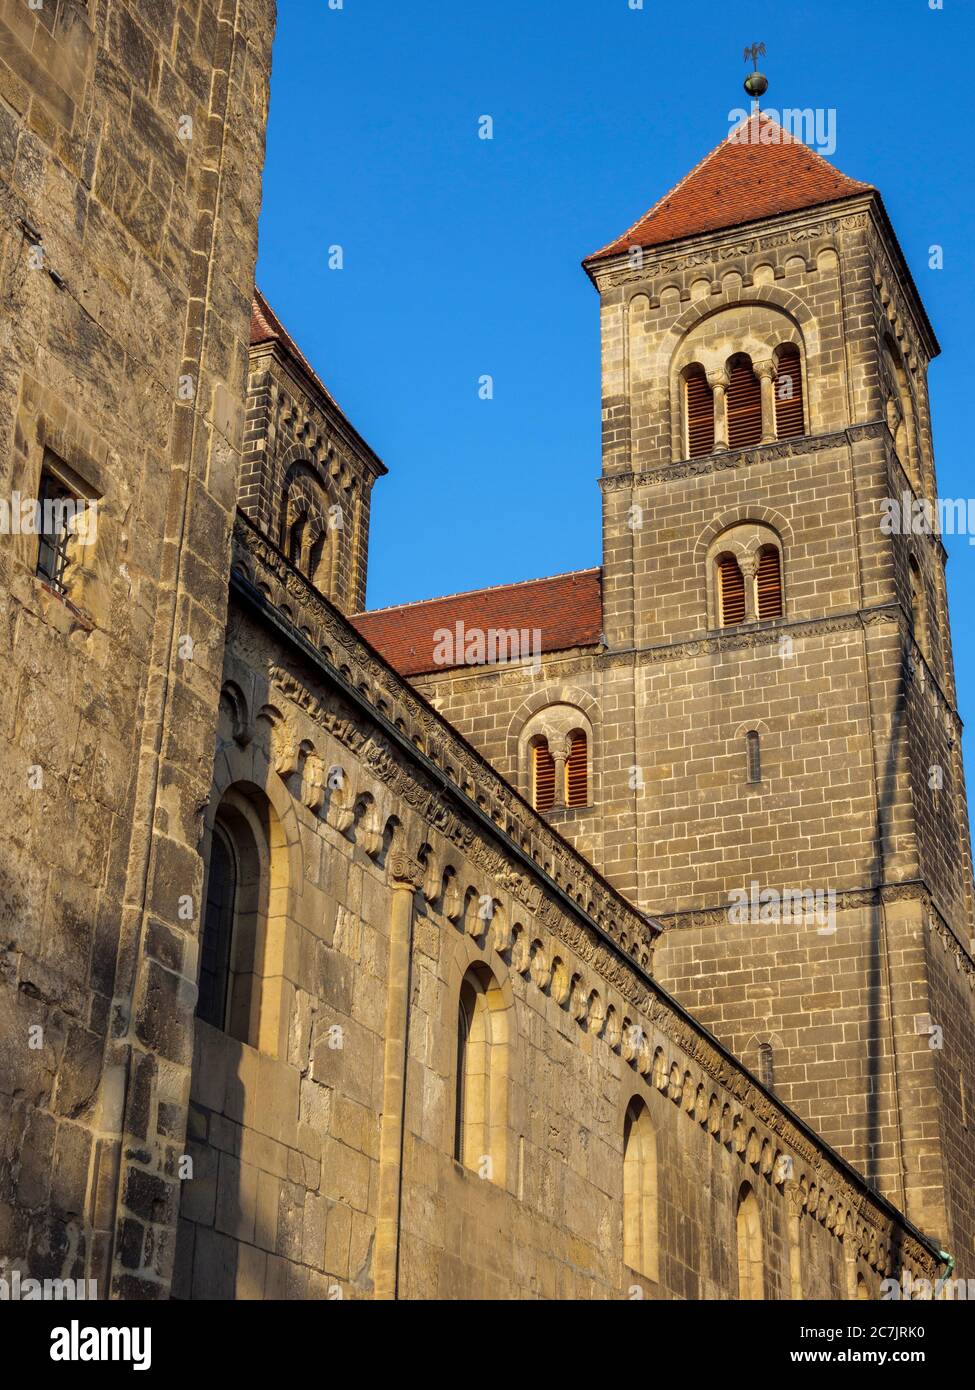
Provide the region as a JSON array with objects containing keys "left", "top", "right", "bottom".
[
  {"left": 35, "top": 473, "right": 76, "bottom": 596},
  {"left": 727, "top": 359, "right": 763, "bottom": 449}
]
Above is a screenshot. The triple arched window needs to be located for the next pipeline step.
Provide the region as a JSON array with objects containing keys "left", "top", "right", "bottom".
[{"left": 684, "top": 345, "right": 805, "bottom": 459}]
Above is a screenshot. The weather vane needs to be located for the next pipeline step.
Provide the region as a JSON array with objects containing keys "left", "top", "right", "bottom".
[{"left": 743, "top": 43, "right": 769, "bottom": 101}]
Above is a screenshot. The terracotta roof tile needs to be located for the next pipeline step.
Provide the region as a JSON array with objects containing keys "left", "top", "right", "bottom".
[
  {"left": 352, "top": 569, "right": 603, "bottom": 676},
  {"left": 587, "top": 112, "right": 873, "bottom": 262}
]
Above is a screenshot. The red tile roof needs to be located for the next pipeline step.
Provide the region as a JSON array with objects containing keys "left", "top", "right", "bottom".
[
  {"left": 352, "top": 569, "right": 603, "bottom": 676},
  {"left": 586, "top": 112, "right": 873, "bottom": 262},
  {"left": 250, "top": 288, "right": 386, "bottom": 475}
]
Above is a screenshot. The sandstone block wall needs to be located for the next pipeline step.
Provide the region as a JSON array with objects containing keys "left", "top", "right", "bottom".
[
  {"left": 410, "top": 198, "right": 975, "bottom": 1271},
  {"left": 170, "top": 523, "right": 938, "bottom": 1298},
  {"left": 0, "top": 0, "right": 275, "bottom": 1296}
]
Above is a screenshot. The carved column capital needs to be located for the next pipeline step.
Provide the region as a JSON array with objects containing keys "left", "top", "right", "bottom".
[{"left": 389, "top": 853, "right": 423, "bottom": 890}]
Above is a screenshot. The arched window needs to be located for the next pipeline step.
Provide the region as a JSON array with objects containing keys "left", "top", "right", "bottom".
[
  {"left": 856, "top": 1274, "right": 870, "bottom": 1300},
  {"left": 775, "top": 344, "right": 805, "bottom": 438},
  {"left": 885, "top": 336, "right": 920, "bottom": 490},
  {"left": 727, "top": 356, "right": 762, "bottom": 449},
  {"left": 736, "top": 1183, "right": 764, "bottom": 1300},
  {"left": 758, "top": 1040, "right": 774, "bottom": 1089},
  {"left": 623, "top": 1098, "right": 659, "bottom": 1281},
  {"left": 198, "top": 826, "right": 237, "bottom": 1031},
  {"left": 286, "top": 510, "right": 307, "bottom": 568},
  {"left": 454, "top": 965, "right": 508, "bottom": 1184},
  {"left": 454, "top": 976, "right": 475, "bottom": 1163},
  {"left": 909, "top": 558, "right": 929, "bottom": 660},
  {"left": 746, "top": 731, "right": 762, "bottom": 784},
  {"left": 565, "top": 730, "right": 588, "bottom": 808},
  {"left": 685, "top": 366, "right": 715, "bottom": 458},
  {"left": 755, "top": 544, "right": 783, "bottom": 620},
  {"left": 197, "top": 787, "right": 289, "bottom": 1055},
  {"left": 717, "top": 553, "right": 747, "bottom": 626},
  {"left": 531, "top": 737, "right": 556, "bottom": 812}
]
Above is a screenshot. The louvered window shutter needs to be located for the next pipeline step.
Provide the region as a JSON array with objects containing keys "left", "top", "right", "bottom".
[
  {"left": 685, "top": 368, "right": 715, "bottom": 459},
  {"left": 565, "top": 732, "right": 588, "bottom": 808},
  {"left": 756, "top": 546, "right": 783, "bottom": 620},
  {"left": 533, "top": 739, "right": 556, "bottom": 812},
  {"left": 775, "top": 346, "right": 805, "bottom": 439},
  {"left": 718, "top": 555, "right": 746, "bottom": 626},
  {"left": 727, "top": 359, "right": 763, "bottom": 449}
]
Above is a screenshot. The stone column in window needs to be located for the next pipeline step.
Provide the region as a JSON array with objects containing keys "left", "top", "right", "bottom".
[
  {"left": 742, "top": 553, "right": 762, "bottom": 622},
  {"left": 708, "top": 369, "right": 730, "bottom": 451},
  {"left": 552, "top": 736, "right": 569, "bottom": 809},
  {"left": 755, "top": 359, "right": 777, "bottom": 444}
]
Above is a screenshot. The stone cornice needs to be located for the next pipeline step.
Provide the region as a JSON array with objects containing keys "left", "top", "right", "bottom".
[
  {"left": 598, "top": 423, "right": 883, "bottom": 491},
  {"left": 586, "top": 200, "right": 873, "bottom": 292}
]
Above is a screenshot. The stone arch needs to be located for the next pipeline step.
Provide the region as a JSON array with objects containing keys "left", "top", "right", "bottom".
[
  {"left": 736, "top": 1181, "right": 764, "bottom": 1300},
  {"left": 658, "top": 287, "right": 821, "bottom": 456},
  {"left": 705, "top": 519, "right": 787, "bottom": 629},
  {"left": 447, "top": 944, "right": 515, "bottom": 1189},
  {"left": 695, "top": 504, "right": 795, "bottom": 565},
  {"left": 199, "top": 765, "right": 300, "bottom": 1060},
  {"left": 623, "top": 1094, "right": 660, "bottom": 1283},
  {"left": 507, "top": 686, "right": 600, "bottom": 809}
]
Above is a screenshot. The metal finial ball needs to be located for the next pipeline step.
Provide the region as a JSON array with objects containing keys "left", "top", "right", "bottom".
[{"left": 744, "top": 71, "right": 768, "bottom": 98}]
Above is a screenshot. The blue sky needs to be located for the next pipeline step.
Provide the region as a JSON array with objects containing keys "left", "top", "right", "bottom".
[{"left": 257, "top": 0, "right": 975, "bottom": 800}]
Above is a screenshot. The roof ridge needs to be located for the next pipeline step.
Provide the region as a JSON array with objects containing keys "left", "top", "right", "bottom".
[
  {"left": 586, "top": 112, "right": 873, "bottom": 264},
  {"left": 250, "top": 288, "right": 386, "bottom": 474},
  {"left": 354, "top": 566, "right": 602, "bottom": 618}
]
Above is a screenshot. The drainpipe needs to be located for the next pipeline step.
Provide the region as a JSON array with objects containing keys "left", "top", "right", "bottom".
[{"left": 374, "top": 855, "right": 420, "bottom": 1299}]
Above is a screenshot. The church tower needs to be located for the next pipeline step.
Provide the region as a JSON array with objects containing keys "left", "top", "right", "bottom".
[{"left": 585, "top": 105, "right": 975, "bottom": 1265}]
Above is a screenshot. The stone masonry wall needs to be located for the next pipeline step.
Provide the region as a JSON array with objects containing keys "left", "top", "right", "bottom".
[
  {"left": 409, "top": 197, "right": 975, "bottom": 1271},
  {"left": 170, "top": 519, "right": 939, "bottom": 1298},
  {"left": 0, "top": 0, "right": 275, "bottom": 1297}
]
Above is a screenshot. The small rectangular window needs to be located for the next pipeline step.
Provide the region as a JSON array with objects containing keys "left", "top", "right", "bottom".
[{"left": 35, "top": 471, "right": 77, "bottom": 595}]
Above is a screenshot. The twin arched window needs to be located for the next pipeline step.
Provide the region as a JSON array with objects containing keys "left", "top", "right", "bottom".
[
  {"left": 280, "top": 462, "right": 344, "bottom": 597},
  {"left": 525, "top": 715, "right": 591, "bottom": 812},
  {"left": 714, "top": 535, "right": 784, "bottom": 628},
  {"left": 684, "top": 345, "right": 805, "bottom": 460}
]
